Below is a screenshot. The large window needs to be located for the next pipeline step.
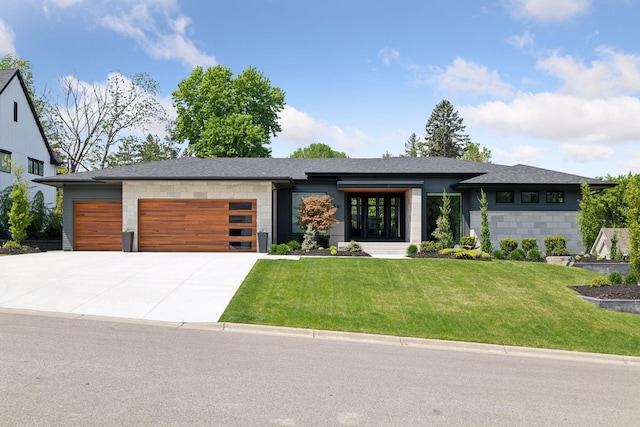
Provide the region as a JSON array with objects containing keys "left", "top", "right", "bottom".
[
  {"left": 28, "top": 158, "right": 44, "bottom": 176},
  {"left": 521, "top": 191, "right": 539, "bottom": 203},
  {"left": 291, "top": 192, "right": 325, "bottom": 233},
  {"left": 426, "top": 193, "right": 461, "bottom": 244},
  {"left": 0, "top": 150, "right": 10, "bottom": 173},
  {"left": 546, "top": 191, "right": 564, "bottom": 203},
  {"left": 496, "top": 191, "right": 514, "bottom": 203}
]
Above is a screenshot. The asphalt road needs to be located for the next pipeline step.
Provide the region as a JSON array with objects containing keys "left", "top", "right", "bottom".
[{"left": 1, "top": 312, "right": 639, "bottom": 426}]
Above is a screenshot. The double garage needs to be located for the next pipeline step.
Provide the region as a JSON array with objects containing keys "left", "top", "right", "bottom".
[{"left": 73, "top": 199, "right": 257, "bottom": 252}]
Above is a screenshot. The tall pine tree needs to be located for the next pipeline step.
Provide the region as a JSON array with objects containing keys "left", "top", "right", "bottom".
[{"left": 424, "top": 100, "right": 470, "bottom": 158}]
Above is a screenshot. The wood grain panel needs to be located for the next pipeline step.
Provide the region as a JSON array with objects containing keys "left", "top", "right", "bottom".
[
  {"left": 138, "top": 199, "right": 256, "bottom": 252},
  {"left": 74, "top": 201, "right": 123, "bottom": 251}
]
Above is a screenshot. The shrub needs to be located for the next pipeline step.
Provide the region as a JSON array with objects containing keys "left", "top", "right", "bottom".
[
  {"left": 459, "top": 236, "right": 477, "bottom": 248},
  {"left": 624, "top": 272, "right": 639, "bottom": 284},
  {"left": 269, "top": 243, "right": 279, "bottom": 253},
  {"left": 493, "top": 249, "right": 505, "bottom": 259},
  {"left": 419, "top": 241, "right": 438, "bottom": 253},
  {"left": 330, "top": 246, "right": 338, "bottom": 256},
  {"left": 44, "top": 210, "right": 62, "bottom": 238},
  {"left": 276, "top": 243, "right": 290, "bottom": 255},
  {"left": 521, "top": 238, "right": 538, "bottom": 253},
  {"left": 27, "top": 190, "right": 47, "bottom": 239},
  {"left": 301, "top": 224, "right": 317, "bottom": 250},
  {"left": 574, "top": 255, "right": 582, "bottom": 262},
  {"left": 432, "top": 190, "right": 453, "bottom": 249},
  {"left": 527, "top": 248, "right": 544, "bottom": 262},
  {"left": 590, "top": 275, "right": 611, "bottom": 287},
  {"left": 318, "top": 234, "right": 330, "bottom": 248},
  {"left": 406, "top": 244, "right": 418, "bottom": 255},
  {"left": 608, "top": 271, "right": 623, "bottom": 284},
  {"left": 344, "top": 240, "right": 362, "bottom": 252},
  {"left": 2, "top": 240, "right": 23, "bottom": 250},
  {"left": 287, "top": 240, "right": 300, "bottom": 250},
  {"left": 439, "top": 248, "right": 457, "bottom": 256},
  {"left": 499, "top": 238, "right": 518, "bottom": 256},
  {"left": 509, "top": 248, "right": 526, "bottom": 261},
  {"left": 454, "top": 249, "right": 478, "bottom": 260},
  {"left": 544, "top": 236, "right": 569, "bottom": 256}
]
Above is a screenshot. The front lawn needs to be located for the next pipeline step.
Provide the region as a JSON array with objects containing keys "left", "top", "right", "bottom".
[{"left": 220, "top": 258, "right": 640, "bottom": 356}]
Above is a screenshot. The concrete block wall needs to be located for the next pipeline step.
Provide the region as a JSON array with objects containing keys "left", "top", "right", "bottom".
[
  {"left": 470, "top": 210, "right": 584, "bottom": 254},
  {"left": 406, "top": 188, "right": 422, "bottom": 244},
  {"left": 123, "top": 180, "right": 273, "bottom": 252}
]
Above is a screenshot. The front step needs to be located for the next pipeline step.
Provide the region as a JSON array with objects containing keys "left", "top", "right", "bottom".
[{"left": 338, "top": 242, "right": 412, "bottom": 256}]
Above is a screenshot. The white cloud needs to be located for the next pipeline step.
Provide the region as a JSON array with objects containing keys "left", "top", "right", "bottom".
[
  {"left": 462, "top": 93, "right": 640, "bottom": 145},
  {"left": 0, "top": 19, "right": 16, "bottom": 56},
  {"left": 506, "top": 0, "right": 591, "bottom": 22},
  {"left": 619, "top": 151, "right": 640, "bottom": 174},
  {"left": 537, "top": 47, "right": 640, "bottom": 97},
  {"left": 275, "top": 106, "right": 371, "bottom": 154},
  {"left": 560, "top": 143, "right": 615, "bottom": 162},
  {"left": 100, "top": 2, "right": 217, "bottom": 68},
  {"left": 434, "top": 57, "right": 514, "bottom": 98},
  {"left": 493, "top": 145, "right": 546, "bottom": 165},
  {"left": 506, "top": 31, "right": 535, "bottom": 50},
  {"left": 378, "top": 48, "right": 400, "bottom": 66}
]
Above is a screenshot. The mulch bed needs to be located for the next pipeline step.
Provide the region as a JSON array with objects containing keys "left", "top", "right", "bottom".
[
  {"left": 0, "top": 245, "right": 41, "bottom": 255},
  {"left": 284, "top": 249, "right": 371, "bottom": 257},
  {"left": 571, "top": 284, "right": 640, "bottom": 300}
]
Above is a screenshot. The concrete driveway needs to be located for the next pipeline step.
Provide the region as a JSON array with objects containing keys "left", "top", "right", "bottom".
[{"left": 0, "top": 251, "right": 263, "bottom": 323}]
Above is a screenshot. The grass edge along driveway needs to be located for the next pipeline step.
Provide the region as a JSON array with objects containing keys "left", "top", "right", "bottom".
[{"left": 220, "top": 258, "right": 640, "bottom": 357}]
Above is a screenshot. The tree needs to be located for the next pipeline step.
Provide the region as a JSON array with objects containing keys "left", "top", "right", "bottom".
[
  {"left": 432, "top": 190, "right": 453, "bottom": 249},
  {"left": 289, "top": 143, "right": 347, "bottom": 158},
  {"left": 173, "top": 65, "right": 285, "bottom": 158},
  {"left": 625, "top": 174, "right": 640, "bottom": 275},
  {"left": 26, "top": 190, "right": 47, "bottom": 239},
  {"left": 106, "top": 134, "right": 180, "bottom": 167},
  {"left": 578, "top": 182, "right": 602, "bottom": 251},
  {"left": 461, "top": 142, "right": 492, "bottom": 163},
  {"left": 5, "top": 164, "right": 32, "bottom": 247},
  {"left": 382, "top": 150, "right": 393, "bottom": 158},
  {"left": 424, "top": 100, "right": 470, "bottom": 158},
  {"left": 297, "top": 195, "right": 338, "bottom": 234},
  {"left": 46, "top": 72, "right": 167, "bottom": 172},
  {"left": 402, "top": 133, "right": 421, "bottom": 157},
  {"left": 479, "top": 189, "right": 492, "bottom": 253}
]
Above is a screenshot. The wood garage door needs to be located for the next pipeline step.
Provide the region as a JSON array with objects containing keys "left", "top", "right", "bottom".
[
  {"left": 138, "top": 199, "right": 256, "bottom": 252},
  {"left": 74, "top": 201, "right": 123, "bottom": 251}
]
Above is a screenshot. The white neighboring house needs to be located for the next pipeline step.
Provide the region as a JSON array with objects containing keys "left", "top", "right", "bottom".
[
  {"left": 591, "top": 227, "right": 630, "bottom": 259},
  {"left": 0, "top": 69, "right": 61, "bottom": 208}
]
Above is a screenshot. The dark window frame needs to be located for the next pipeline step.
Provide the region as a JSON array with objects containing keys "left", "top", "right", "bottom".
[
  {"left": 521, "top": 191, "right": 539, "bottom": 203},
  {"left": 28, "top": 158, "right": 45, "bottom": 176},
  {"left": 0, "top": 150, "right": 11, "bottom": 173},
  {"left": 13, "top": 101, "right": 18, "bottom": 122},
  {"left": 546, "top": 191, "right": 565, "bottom": 204},
  {"left": 496, "top": 191, "right": 514, "bottom": 203}
]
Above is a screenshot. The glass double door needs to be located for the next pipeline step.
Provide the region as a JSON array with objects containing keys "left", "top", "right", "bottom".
[{"left": 348, "top": 193, "right": 404, "bottom": 241}]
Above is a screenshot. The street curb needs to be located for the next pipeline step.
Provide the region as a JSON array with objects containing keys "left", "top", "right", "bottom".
[{"left": 2, "top": 307, "right": 639, "bottom": 367}]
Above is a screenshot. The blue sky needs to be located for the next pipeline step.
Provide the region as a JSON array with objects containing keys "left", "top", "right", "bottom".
[{"left": 2, "top": 0, "right": 639, "bottom": 178}]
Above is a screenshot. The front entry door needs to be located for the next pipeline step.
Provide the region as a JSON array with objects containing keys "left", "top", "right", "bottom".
[{"left": 348, "top": 193, "right": 404, "bottom": 241}]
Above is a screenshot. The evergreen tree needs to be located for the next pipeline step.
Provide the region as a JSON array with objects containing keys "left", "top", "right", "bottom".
[
  {"left": 625, "top": 174, "right": 640, "bottom": 275},
  {"left": 403, "top": 133, "right": 420, "bottom": 157},
  {"left": 479, "top": 189, "right": 492, "bottom": 253},
  {"left": 424, "top": 100, "right": 470, "bottom": 158},
  {"left": 432, "top": 190, "right": 452, "bottom": 249}
]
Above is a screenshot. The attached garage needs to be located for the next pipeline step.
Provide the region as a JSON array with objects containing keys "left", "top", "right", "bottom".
[
  {"left": 74, "top": 201, "right": 123, "bottom": 251},
  {"left": 138, "top": 199, "right": 256, "bottom": 252}
]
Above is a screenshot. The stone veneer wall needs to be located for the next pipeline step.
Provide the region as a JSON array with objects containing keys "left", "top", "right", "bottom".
[
  {"left": 123, "top": 181, "right": 273, "bottom": 252},
  {"left": 470, "top": 211, "right": 583, "bottom": 254}
]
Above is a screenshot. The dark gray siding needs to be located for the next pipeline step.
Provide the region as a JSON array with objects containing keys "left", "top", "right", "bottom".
[{"left": 62, "top": 184, "right": 122, "bottom": 250}]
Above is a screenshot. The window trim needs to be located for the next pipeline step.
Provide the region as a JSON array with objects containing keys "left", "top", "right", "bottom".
[
  {"left": 496, "top": 191, "right": 514, "bottom": 203},
  {"left": 28, "top": 158, "right": 45, "bottom": 176},
  {"left": 0, "top": 150, "right": 11, "bottom": 173}
]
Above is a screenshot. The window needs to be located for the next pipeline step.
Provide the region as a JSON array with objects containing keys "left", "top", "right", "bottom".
[
  {"left": 28, "top": 158, "right": 44, "bottom": 176},
  {"left": 546, "top": 191, "right": 564, "bottom": 203},
  {"left": 229, "top": 215, "right": 252, "bottom": 224},
  {"left": 0, "top": 150, "right": 10, "bottom": 173},
  {"left": 521, "top": 191, "right": 539, "bottom": 203},
  {"left": 13, "top": 102, "right": 18, "bottom": 122},
  {"left": 229, "top": 201, "right": 253, "bottom": 210},
  {"left": 496, "top": 191, "right": 514, "bottom": 203}
]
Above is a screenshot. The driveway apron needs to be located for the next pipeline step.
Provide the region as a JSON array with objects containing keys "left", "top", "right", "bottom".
[{"left": 0, "top": 252, "right": 262, "bottom": 323}]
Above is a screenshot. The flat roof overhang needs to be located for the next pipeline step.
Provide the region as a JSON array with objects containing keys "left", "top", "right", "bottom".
[{"left": 337, "top": 180, "right": 423, "bottom": 192}]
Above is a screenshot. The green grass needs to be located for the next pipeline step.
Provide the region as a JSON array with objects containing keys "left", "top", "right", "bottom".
[{"left": 220, "top": 258, "right": 640, "bottom": 356}]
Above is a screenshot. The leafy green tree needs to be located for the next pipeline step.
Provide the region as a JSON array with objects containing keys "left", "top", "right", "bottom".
[
  {"left": 289, "top": 143, "right": 347, "bottom": 158},
  {"left": 0, "top": 185, "right": 13, "bottom": 233},
  {"left": 107, "top": 134, "right": 180, "bottom": 167},
  {"left": 47, "top": 72, "right": 167, "bottom": 172},
  {"left": 402, "top": 133, "right": 421, "bottom": 157},
  {"left": 479, "top": 189, "right": 492, "bottom": 253},
  {"left": 173, "top": 65, "right": 285, "bottom": 158},
  {"left": 432, "top": 190, "right": 453, "bottom": 249},
  {"left": 461, "top": 142, "right": 492, "bottom": 163},
  {"left": 424, "top": 100, "right": 470, "bottom": 158},
  {"left": 625, "top": 174, "right": 640, "bottom": 275},
  {"left": 1, "top": 54, "right": 43, "bottom": 116},
  {"left": 578, "top": 182, "right": 602, "bottom": 251},
  {"left": 6, "top": 164, "right": 32, "bottom": 246}
]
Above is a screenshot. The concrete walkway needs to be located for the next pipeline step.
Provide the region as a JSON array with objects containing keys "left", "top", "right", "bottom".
[{"left": 0, "top": 252, "right": 263, "bottom": 323}]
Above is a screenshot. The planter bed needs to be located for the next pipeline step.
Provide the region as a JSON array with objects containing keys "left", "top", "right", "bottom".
[{"left": 571, "top": 284, "right": 640, "bottom": 314}]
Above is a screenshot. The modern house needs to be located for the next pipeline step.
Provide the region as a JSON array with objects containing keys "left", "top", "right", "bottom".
[
  {"left": 591, "top": 228, "right": 630, "bottom": 259},
  {"left": 35, "top": 156, "right": 614, "bottom": 253},
  {"left": 0, "top": 69, "right": 61, "bottom": 208}
]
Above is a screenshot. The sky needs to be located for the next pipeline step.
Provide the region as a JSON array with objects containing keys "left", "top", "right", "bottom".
[{"left": 1, "top": 0, "right": 640, "bottom": 178}]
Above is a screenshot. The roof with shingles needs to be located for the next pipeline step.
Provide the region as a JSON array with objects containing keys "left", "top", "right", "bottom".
[{"left": 34, "top": 157, "right": 613, "bottom": 188}]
